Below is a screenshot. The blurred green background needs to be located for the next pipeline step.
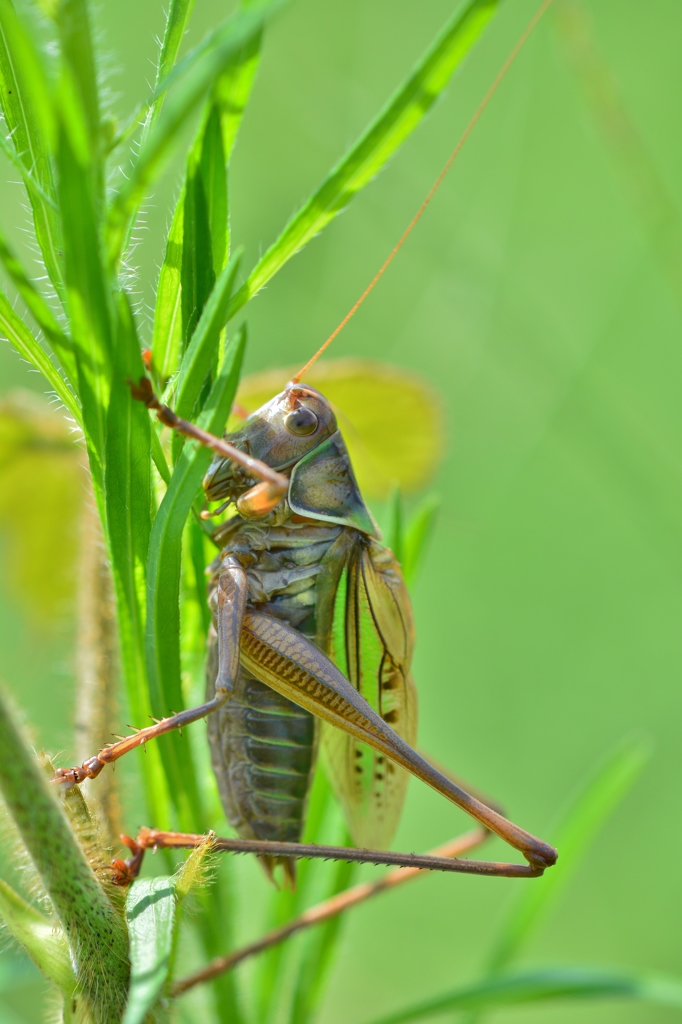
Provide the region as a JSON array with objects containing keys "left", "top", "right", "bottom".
[{"left": 1, "top": 0, "right": 681, "bottom": 1021}]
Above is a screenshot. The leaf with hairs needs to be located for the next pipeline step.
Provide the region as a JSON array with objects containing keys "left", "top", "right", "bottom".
[
  {"left": 153, "top": 26, "right": 260, "bottom": 383},
  {"left": 0, "top": 228, "right": 77, "bottom": 386},
  {"left": 227, "top": 0, "right": 499, "bottom": 320},
  {"left": 56, "top": 121, "right": 113, "bottom": 493},
  {"left": 0, "top": 689, "right": 129, "bottom": 1021},
  {"left": 0, "top": 294, "right": 80, "bottom": 423},
  {"left": 106, "top": 6, "right": 273, "bottom": 267},
  {"left": 0, "top": 0, "right": 63, "bottom": 298},
  {"left": 365, "top": 967, "right": 682, "bottom": 1024},
  {"left": 0, "top": 877, "right": 73, "bottom": 995}
]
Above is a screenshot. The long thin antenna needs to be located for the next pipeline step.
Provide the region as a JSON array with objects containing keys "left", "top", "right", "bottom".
[{"left": 292, "top": 0, "right": 553, "bottom": 384}]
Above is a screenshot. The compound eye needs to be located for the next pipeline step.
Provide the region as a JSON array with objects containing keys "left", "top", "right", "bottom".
[{"left": 284, "top": 406, "right": 318, "bottom": 436}]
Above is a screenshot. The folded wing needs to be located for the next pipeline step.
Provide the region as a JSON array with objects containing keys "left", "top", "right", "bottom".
[{"left": 323, "top": 538, "right": 417, "bottom": 849}]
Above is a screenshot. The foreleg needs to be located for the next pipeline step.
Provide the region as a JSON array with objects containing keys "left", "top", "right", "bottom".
[{"left": 54, "top": 559, "right": 247, "bottom": 785}]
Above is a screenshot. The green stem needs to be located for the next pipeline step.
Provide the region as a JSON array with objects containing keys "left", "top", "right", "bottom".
[{"left": 0, "top": 689, "right": 129, "bottom": 1023}]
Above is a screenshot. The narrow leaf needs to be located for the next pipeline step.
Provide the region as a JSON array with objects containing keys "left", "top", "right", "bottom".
[
  {"left": 227, "top": 0, "right": 499, "bottom": 319},
  {"left": 153, "top": 196, "right": 184, "bottom": 382},
  {"left": 365, "top": 967, "right": 682, "bottom": 1024},
  {"left": 55, "top": 0, "right": 101, "bottom": 167},
  {"left": 486, "top": 735, "right": 651, "bottom": 975},
  {"left": 107, "top": 7, "right": 270, "bottom": 267},
  {"left": 0, "top": 228, "right": 77, "bottom": 386},
  {"left": 145, "top": 326, "right": 245, "bottom": 828},
  {"left": 123, "top": 876, "right": 176, "bottom": 1024},
  {"left": 402, "top": 494, "right": 440, "bottom": 587},
  {"left": 384, "top": 486, "right": 404, "bottom": 565},
  {"left": 57, "top": 120, "right": 113, "bottom": 492},
  {"left": 0, "top": 0, "right": 63, "bottom": 298},
  {"left": 0, "top": 877, "right": 73, "bottom": 994},
  {"left": 175, "top": 249, "right": 242, "bottom": 425},
  {"left": 0, "top": 292, "right": 81, "bottom": 423},
  {"left": 0, "top": 689, "right": 129, "bottom": 1020},
  {"left": 104, "top": 292, "right": 171, "bottom": 830}
]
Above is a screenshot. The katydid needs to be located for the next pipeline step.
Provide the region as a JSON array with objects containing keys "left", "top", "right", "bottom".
[
  {"left": 53, "top": 0, "right": 557, "bottom": 885},
  {"left": 55, "top": 374, "right": 556, "bottom": 882}
]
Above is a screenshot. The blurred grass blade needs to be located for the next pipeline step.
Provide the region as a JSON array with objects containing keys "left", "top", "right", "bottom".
[
  {"left": 0, "top": 689, "right": 129, "bottom": 1021},
  {"left": 107, "top": 6, "right": 272, "bottom": 267},
  {"left": 145, "top": 326, "right": 245, "bottom": 829},
  {"left": 0, "top": 0, "right": 63, "bottom": 299},
  {"left": 227, "top": 0, "right": 498, "bottom": 319},
  {"left": 0, "top": 229, "right": 77, "bottom": 386},
  {"left": 175, "top": 249, "right": 242, "bottom": 426},
  {"left": 290, "top": 854, "right": 355, "bottom": 1024},
  {"left": 123, "top": 876, "right": 176, "bottom": 1024},
  {"left": 402, "top": 494, "right": 439, "bottom": 586},
  {"left": 0, "top": 294, "right": 81, "bottom": 423},
  {"left": 365, "top": 967, "right": 682, "bottom": 1024},
  {"left": 486, "top": 735, "right": 651, "bottom": 976},
  {"left": 384, "top": 486, "right": 404, "bottom": 564},
  {"left": 0, "top": 877, "right": 74, "bottom": 995}
]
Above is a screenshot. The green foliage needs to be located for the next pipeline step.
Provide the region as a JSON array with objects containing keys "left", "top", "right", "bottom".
[
  {"left": 0, "top": 0, "right": 672, "bottom": 1022},
  {"left": 364, "top": 967, "right": 682, "bottom": 1024}
]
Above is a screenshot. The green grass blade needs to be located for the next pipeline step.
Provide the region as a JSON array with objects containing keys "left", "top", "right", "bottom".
[
  {"left": 0, "top": 877, "right": 73, "bottom": 995},
  {"left": 384, "top": 486, "right": 405, "bottom": 565},
  {"left": 0, "top": 292, "right": 81, "bottom": 423},
  {"left": 156, "top": 0, "right": 196, "bottom": 89},
  {"left": 0, "top": 228, "right": 77, "bottom": 386},
  {"left": 54, "top": 0, "right": 101, "bottom": 168},
  {"left": 213, "top": 10, "right": 262, "bottom": 163},
  {"left": 486, "top": 735, "right": 651, "bottom": 976},
  {"left": 289, "top": 854, "right": 355, "bottom": 1024},
  {"left": 106, "top": 7, "right": 271, "bottom": 268},
  {"left": 123, "top": 877, "right": 176, "bottom": 1024},
  {"left": 174, "top": 249, "right": 242, "bottom": 426},
  {"left": 227, "top": 0, "right": 498, "bottom": 320},
  {"left": 152, "top": 22, "right": 260, "bottom": 384},
  {"left": 402, "top": 494, "right": 439, "bottom": 587},
  {"left": 104, "top": 291, "right": 172, "bottom": 830},
  {"left": 0, "top": 0, "right": 64, "bottom": 299},
  {"left": 153, "top": 195, "right": 184, "bottom": 382},
  {"left": 180, "top": 105, "right": 227, "bottom": 347},
  {"left": 364, "top": 967, "right": 682, "bottom": 1024},
  {"left": 56, "top": 121, "right": 113, "bottom": 492},
  {"left": 0, "top": 688, "right": 129, "bottom": 1021},
  {"left": 145, "top": 326, "right": 245, "bottom": 829}
]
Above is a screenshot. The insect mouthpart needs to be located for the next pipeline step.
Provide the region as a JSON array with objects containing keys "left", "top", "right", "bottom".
[{"left": 203, "top": 448, "right": 255, "bottom": 503}]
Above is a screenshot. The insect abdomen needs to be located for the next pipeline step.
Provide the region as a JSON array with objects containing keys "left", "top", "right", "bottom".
[{"left": 207, "top": 631, "right": 316, "bottom": 844}]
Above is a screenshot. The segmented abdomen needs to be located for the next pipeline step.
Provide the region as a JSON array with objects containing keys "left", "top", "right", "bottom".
[{"left": 206, "top": 628, "right": 316, "bottom": 843}]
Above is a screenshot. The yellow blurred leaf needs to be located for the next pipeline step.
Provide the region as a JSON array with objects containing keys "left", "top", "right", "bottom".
[
  {"left": 233, "top": 359, "right": 445, "bottom": 498},
  {"left": 0, "top": 391, "right": 84, "bottom": 626}
]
